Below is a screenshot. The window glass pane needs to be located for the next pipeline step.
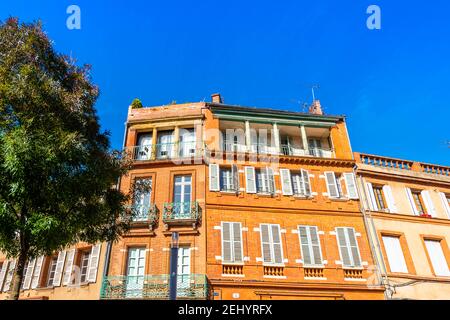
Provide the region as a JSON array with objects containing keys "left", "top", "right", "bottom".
[{"left": 425, "top": 240, "right": 450, "bottom": 277}]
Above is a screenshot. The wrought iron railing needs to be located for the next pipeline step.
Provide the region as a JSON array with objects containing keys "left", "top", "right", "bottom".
[
  {"left": 128, "top": 203, "right": 158, "bottom": 223},
  {"left": 100, "top": 274, "right": 209, "bottom": 300},
  {"left": 128, "top": 142, "right": 200, "bottom": 161},
  {"left": 163, "top": 201, "right": 200, "bottom": 222}
]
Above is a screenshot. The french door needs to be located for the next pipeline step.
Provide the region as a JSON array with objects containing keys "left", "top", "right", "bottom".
[
  {"left": 126, "top": 247, "right": 146, "bottom": 298},
  {"left": 137, "top": 134, "right": 152, "bottom": 160},
  {"left": 176, "top": 246, "right": 191, "bottom": 297},
  {"left": 173, "top": 175, "right": 192, "bottom": 217}
]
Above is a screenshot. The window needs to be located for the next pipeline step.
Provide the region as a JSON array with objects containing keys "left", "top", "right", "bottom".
[
  {"left": 79, "top": 250, "right": 91, "bottom": 283},
  {"left": 367, "top": 183, "right": 397, "bottom": 213},
  {"left": 47, "top": 256, "right": 58, "bottom": 286},
  {"left": 424, "top": 240, "right": 450, "bottom": 277},
  {"left": 373, "top": 186, "right": 386, "bottom": 210},
  {"left": 438, "top": 192, "right": 450, "bottom": 219},
  {"left": 256, "top": 168, "right": 275, "bottom": 194},
  {"left": 324, "top": 172, "right": 343, "bottom": 198},
  {"left": 133, "top": 178, "right": 152, "bottom": 221},
  {"left": 260, "top": 224, "right": 284, "bottom": 264},
  {"left": 382, "top": 236, "right": 408, "bottom": 273},
  {"left": 156, "top": 130, "right": 174, "bottom": 158},
  {"left": 2, "top": 260, "right": 16, "bottom": 292},
  {"left": 292, "top": 170, "right": 311, "bottom": 197},
  {"left": 308, "top": 138, "right": 323, "bottom": 157},
  {"left": 221, "top": 222, "right": 243, "bottom": 264},
  {"left": 0, "top": 261, "right": 6, "bottom": 291},
  {"left": 412, "top": 191, "right": 426, "bottom": 215},
  {"left": 336, "top": 227, "right": 362, "bottom": 268},
  {"left": 126, "top": 247, "right": 146, "bottom": 298},
  {"left": 298, "top": 226, "right": 323, "bottom": 266},
  {"left": 173, "top": 175, "right": 192, "bottom": 216},
  {"left": 136, "top": 133, "right": 152, "bottom": 160},
  {"left": 220, "top": 166, "right": 238, "bottom": 192}
]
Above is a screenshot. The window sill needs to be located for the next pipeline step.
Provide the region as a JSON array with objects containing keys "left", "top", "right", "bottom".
[
  {"left": 303, "top": 264, "right": 325, "bottom": 269},
  {"left": 342, "top": 266, "right": 364, "bottom": 270},
  {"left": 329, "top": 197, "right": 350, "bottom": 202},
  {"left": 222, "top": 262, "right": 244, "bottom": 266},
  {"left": 263, "top": 263, "right": 285, "bottom": 267},
  {"left": 293, "top": 195, "right": 314, "bottom": 200},
  {"left": 256, "top": 193, "right": 275, "bottom": 198},
  {"left": 219, "top": 191, "right": 239, "bottom": 195}
]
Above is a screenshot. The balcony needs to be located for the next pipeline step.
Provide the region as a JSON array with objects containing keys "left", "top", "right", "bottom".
[
  {"left": 128, "top": 142, "right": 200, "bottom": 161},
  {"left": 163, "top": 201, "right": 200, "bottom": 227},
  {"left": 128, "top": 203, "right": 158, "bottom": 227},
  {"left": 100, "top": 274, "right": 209, "bottom": 300}
]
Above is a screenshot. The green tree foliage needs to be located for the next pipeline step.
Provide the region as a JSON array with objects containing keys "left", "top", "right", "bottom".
[
  {"left": 0, "top": 18, "right": 132, "bottom": 299},
  {"left": 130, "top": 98, "right": 143, "bottom": 109}
]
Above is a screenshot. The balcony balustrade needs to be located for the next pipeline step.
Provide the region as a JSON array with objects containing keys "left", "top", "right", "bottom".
[
  {"left": 128, "top": 142, "right": 200, "bottom": 161},
  {"left": 100, "top": 274, "right": 209, "bottom": 300},
  {"left": 163, "top": 201, "right": 200, "bottom": 227}
]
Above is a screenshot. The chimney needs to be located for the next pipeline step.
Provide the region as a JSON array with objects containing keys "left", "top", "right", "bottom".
[
  {"left": 309, "top": 100, "right": 323, "bottom": 115},
  {"left": 211, "top": 93, "right": 223, "bottom": 104}
]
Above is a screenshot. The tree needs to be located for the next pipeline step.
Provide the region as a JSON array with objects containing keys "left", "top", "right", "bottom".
[{"left": 0, "top": 18, "right": 132, "bottom": 300}]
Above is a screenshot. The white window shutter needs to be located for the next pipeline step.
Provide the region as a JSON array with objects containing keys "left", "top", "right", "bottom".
[
  {"left": 232, "top": 164, "right": 239, "bottom": 192},
  {"left": 301, "top": 169, "right": 312, "bottom": 196},
  {"left": 324, "top": 172, "right": 339, "bottom": 198},
  {"left": 298, "top": 226, "right": 312, "bottom": 265},
  {"left": 280, "top": 169, "right": 293, "bottom": 195},
  {"left": 23, "top": 258, "right": 36, "bottom": 290},
  {"left": 232, "top": 222, "right": 243, "bottom": 263},
  {"left": 382, "top": 185, "right": 398, "bottom": 213},
  {"left": 309, "top": 226, "right": 323, "bottom": 265},
  {"left": 245, "top": 167, "right": 257, "bottom": 193},
  {"left": 336, "top": 228, "right": 352, "bottom": 267},
  {"left": 53, "top": 251, "right": 67, "bottom": 286},
  {"left": 63, "top": 249, "right": 76, "bottom": 285},
  {"left": 382, "top": 236, "right": 408, "bottom": 273},
  {"left": 425, "top": 240, "right": 450, "bottom": 277},
  {"left": 209, "top": 164, "right": 220, "bottom": 191},
  {"left": 31, "top": 256, "right": 44, "bottom": 289},
  {"left": 365, "top": 182, "right": 378, "bottom": 211},
  {"left": 260, "top": 224, "right": 272, "bottom": 263},
  {"left": 266, "top": 167, "right": 275, "bottom": 195},
  {"left": 0, "top": 260, "right": 9, "bottom": 291},
  {"left": 421, "top": 190, "right": 437, "bottom": 217},
  {"left": 271, "top": 224, "right": 283, "bottom": 264},
  {"left": 405, "top": 188, "right": 419, "bottom": 215},
  {"left": 221, "top": 222, "right": 232, "bottom": 263},
  {"left": 438, "top": 192, "right": 450, "bottom": 219},
  {"left": 3, "top": 260, "right": 16, "bottom": 292},
  {"left": 346, "top": 228, "right": 362, "bottom": 267},
  {"left": 343, "top": 173, "right": 358, "bottom": 199},
  {"left": 87, "top": 244, "right": 101, "bottom": 283}
]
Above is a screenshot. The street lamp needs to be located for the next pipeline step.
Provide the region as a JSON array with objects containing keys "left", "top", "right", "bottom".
[{"left": 169, "top": 232, "right": 179, "bottom": 300}]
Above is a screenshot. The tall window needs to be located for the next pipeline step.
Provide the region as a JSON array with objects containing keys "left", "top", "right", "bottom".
[
  {"left": 373, "top": 186, "right": 387, "bottom": 210},
  {"left": 156, "top": 130, "right": 174, "bottom": 159},
  {"left": 126, "top": 247, "right": 146, "bottom": 298},
  {"left": 256, "top": 168, "right": 275, "bottom": 194},
  {"left": 47, "top": 256, "right": 58, "bottom": 286},
  {"left": 133, "top": 178, "right": 152, "bottom": 221},
  {"left": 324, "top": 172, "right": 343, "bottom": 198},
  {"left": 179, "top": 128, "right": 195, "bottom": 157},
  {"left": 382, "top": 236, "right": 408, "bottom": 273},
  {"left": 424, "top": 240, "right": 450, "bottom": 277},
  {"left": 136, "top": 133, "right": 152, "bottom": 160},
  {"left": 336, "top": 227, "right": 362, "bottom": 268},
  {"left": 292, "top": 170, "right": 311, "bottom": 196},
  {"left": 221, "top": 222, "right": 243, "bottom": 264},
  {"left": 298, "top": 226, "right": 323, "bottom": 266},
  {"left": 260, "top": 224, "right": 284, "bottom": 264},
  {"left": 79, "top": 250, "right": 91, "bottom": 283},
  {"left": 412, "top": 191, "right": 426, "bottom": 215},
  {"left": 173, "top": 175, "right": 192, "bottom": 216},
  {"left": 220, "top": 167, "right": 234, "bottom": 192},
  {"left": 308, "top": 138, "right": 323, "bottom": 157}
]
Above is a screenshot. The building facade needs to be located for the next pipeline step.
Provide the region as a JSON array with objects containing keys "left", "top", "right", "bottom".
[{"left": 354, "top": 152, "right": 450, "bottom": 299}]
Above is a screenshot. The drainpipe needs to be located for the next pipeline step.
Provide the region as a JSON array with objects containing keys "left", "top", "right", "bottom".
[{"left": 353, "top": 165, "right": 392, "bottom": 300}]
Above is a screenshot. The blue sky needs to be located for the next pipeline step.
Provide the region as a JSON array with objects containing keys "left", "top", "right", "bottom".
[{"left": 1, "top": 1, "right": 449, "bottom": 165}]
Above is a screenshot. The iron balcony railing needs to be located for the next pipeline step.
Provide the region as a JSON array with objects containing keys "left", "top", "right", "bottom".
[
  {"left": 128, "top": 203, "right": 158, "bottom": 224},
  {"left": 128, "top": 142, "right": 199, "bottom": 161},
  {"left": 163, "top": 201, "right": 200, "bottom": 222},
  {"left": 100, "top": 274, "right": 209, "bottom": 300}
]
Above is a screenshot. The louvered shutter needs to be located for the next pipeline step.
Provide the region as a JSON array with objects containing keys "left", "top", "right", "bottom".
[
  {"left": 309, "top": 227, "right": 323, "bottom": 265},
  {"left": 23, "top": 258, "right": 36, "bottom": 290},
  {"left": 336, "top": 228, "right": 352, "bottom": 267},
  {"left": 271, "top": 224, "right": 283, "bottom": 264},
  {"left": 53, "top": 251, "right": 66, "bottom": 286},
  {"left": 366, "top": 182, "right": 378, "bottom": 211},
  {"left": 31, "top": 256, "right": 44, "bottom": 289},
  {"left": 382, "top": 185, "right": 398, "bottom": 213},
  {"left": 0, "top": 261, "right": 9, "bottom": 291},
  {"left": 245, "top": 167, "right": 256, "bottom": 193},
  {"left": 346, "top": 228, "right": 362, "bottom": 267},
  {"left": 421, "top": 190, "right": 437, "bottom": 217},
  {"left": 209, "top": 164, "right": 220, "bottom": 191},
  {"left": 324, "top": 172, "right": 339, "bottom": 198},
  {"left": 343, "top": 173, "right": 358, "bottom": 199},
  {"left": 260, "top": 224, "right": 272, "bottom": 263},
  {"left": 221, "top": 222, "right": 232, "bottom": 262},
  {"left": 63, "top": 249, "right": 76, "bottom": 285},
  {"left": 87, "top": 244, "right": 101, "bottom": 282},
  {"left": 232, "top": 222, "right": 243, "bottom": 263},
  {"left": 280, "top": 169, "right": 293, "bottom": 195},
  {"left": 267, "top": 167, "right": 275, "bottom": 195},
  {"left": 301, "top": 169, "right": 311, "bottom": 196},
  {"left": 299, "top": 226, "right": 312, "bottom": 265},
  {"left": 405, "top": 188, "right": 419, "bottom": 215},
  {"left": 439, "top": 192, "right": 450, "bottom": 219},
  {"left": 3, "top": 260, "right": 16, "bottom": 291},
  {"left": 232, "top": 164, "right": 239, "bottom": 192}
]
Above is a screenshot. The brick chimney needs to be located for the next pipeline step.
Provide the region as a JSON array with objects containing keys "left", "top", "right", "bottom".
[
  {"left": 309, "top": 100, "right": 323, "bottom": 115},
  {"left": 211, "top": 93, "right": 223, "bottom": 104}
]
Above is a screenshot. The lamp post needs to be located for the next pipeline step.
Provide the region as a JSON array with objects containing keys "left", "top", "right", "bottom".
[{"left": 169, "top": 232, "right": 179, "bottom": 300}]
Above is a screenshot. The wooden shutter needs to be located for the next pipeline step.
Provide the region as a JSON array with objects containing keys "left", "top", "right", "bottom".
[
  {"left": 346, "top": 228, "right": 362, "bottom": 267},
  {"left": 260, "top": 224, "right": 272, "bottom": 263},
  {"left": 23, "top": 258, "right": 36, "bottom": 290},
  {"left": 343, "top": 173, "right": 358, "bottom": 199},
  {"left": 280, "top": 169, "right": 293, "bottom": 195},
  {"left": 405, "top": 188, "right": 419, "bottom": 215},
  {"left": 366, "top": 182, "right": 378, "bottom": 211},
  {"left": 382, "top": 185, "right": 398, "bottom": 213},
  {"left": 324, "top": 172, "right": 339, "bottom": 198},
  {"left": 336, "top": 228, "right": 352, "bottom": 267},
  {"left": 221, "top": 222, "right": 232, "bottom": 263},
  {"left": 439, "top": 192, "right": 450, "bottom": 219},
  {"left": 209, "top": 164, "right": 220, "bottom": 191},
  {"left": 298, "top": 226, "right": 311, "bottom": 265},
  {"left": 3, "top": 260, "right": 16, "bottom": 291},
  {"left": 245, "top": 167, "right": 256, "bottom": 193},
  {"left": 266, "top": 167, "right": 275, "bottom": 195},
  {"left": 0, "top": 261, "right": 9, "bottom": 291},
  {"left": 309, "top": 227, "right": 323, "bottom": 265},
  {"left": 271, "top": 224, "right": 283, "bottom": 264},
  {"left": 301, "top": 169, "right": 311, "bottom": 196},
  {"left": 63, "top": 249, "right": 76, "bottom": 285},
  {"left": 421, "top": 190, "right": 437, "bottom": 217},
  {"left": 53, "top": 251, "right": 67, "bottom": 286},
  {"left": 231, "top": 164, "right": 239, "bottom": 192},
  {"left": 299, "top": 226, "right": 322, "bottom": 266},
  {"left": 31, "top": 256, "right": 44, "bottom": 289},
  {"left": 87, "top": 244, "right": 101, "bottom": 282},
  {"left": 232, "top": 222, "right": 243, "bottom": 263}
]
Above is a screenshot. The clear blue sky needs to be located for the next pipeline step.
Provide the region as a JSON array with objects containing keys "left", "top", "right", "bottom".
[{"left": 1, "top": 0, "right": 449, "bottom": 165}]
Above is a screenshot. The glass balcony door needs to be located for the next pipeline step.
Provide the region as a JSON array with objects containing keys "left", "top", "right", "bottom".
[
  {"left": 157, "top": 131, "right": 174, "bottom": 159},
  {"left": 308, "top": 138, "right": 323, "bottom": 157},
  {"left": 173, "top": 175, "right": 192, "bottom": 217},
  {"left": 179, "top": 129, "right": 195, "bottom": 157},
  {"left": 126, "top": 248, "right": 146, "bottom": 298},
  {"left": 176, "top": 246, "right": 191, "bottom": 297},
  {"left": 136, "top": 134, "right": 152, "bottom": 160},
  {"left": 133, "top": 178, "right": 152, "bottom": 221}
]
